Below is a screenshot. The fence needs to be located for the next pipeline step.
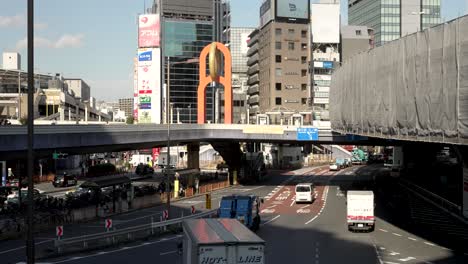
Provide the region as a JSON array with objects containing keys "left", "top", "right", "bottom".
[{"left": 52, "top": 209, "right": 218, "bottom": 256}]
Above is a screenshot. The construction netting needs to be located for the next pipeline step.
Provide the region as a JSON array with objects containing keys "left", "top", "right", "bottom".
[{"left": 330, "top": 15, "right": 468, "bottom": 143}]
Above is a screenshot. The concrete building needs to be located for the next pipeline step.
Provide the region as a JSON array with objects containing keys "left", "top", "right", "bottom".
[
  {"left": 247, "top": 0, "right": 311, "bottom": 125},
  {"left": 348, "top": 0, "right": 441, "bottom": 46},
  {"left": 118, "top": 98, "right": 134, "bottom": 118},
  {"left": 341, "top": 25, "right": 375, "bottom": 62},
  {"left": 63, "top": 79, "right": 91, "bottom": 101},
  {"left": 311, "top": 0, "right": 341, "bottom": 120}
]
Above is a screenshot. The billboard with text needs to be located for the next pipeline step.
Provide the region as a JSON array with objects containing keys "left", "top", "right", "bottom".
[
  {"left": 138, "top": 14, "right": 160, "bottom": 48},
  {"left": 276, "top": 0, "right": 309, "bottom": 23},
  {"left": 137, "top": 48, "right": 161, "bottom": 124}
]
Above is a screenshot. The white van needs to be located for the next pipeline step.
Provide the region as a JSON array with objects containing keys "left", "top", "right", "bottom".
[{"left": 295, "top": 183, "right": 316, "bottom": 203}]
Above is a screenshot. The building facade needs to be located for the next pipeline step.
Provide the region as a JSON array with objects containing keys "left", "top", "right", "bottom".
[
  {"left": 63, "top": 79, "right": 91, "bottom": 102},
  {"left": 247, "top": 0, "right": 311, "bottom": 125},
  {"left": 341, "top": 25, "right": 375, "bottom": 62},
  {"left": 118, "top": 98, "right": 134, "bottom": 118},
  {"left": 348, "top": 0, "right": 441, "bottom": 46}
]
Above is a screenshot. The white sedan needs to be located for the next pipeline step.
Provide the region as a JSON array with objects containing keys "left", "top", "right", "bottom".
[{"left": 329, "top": 163, "right": 339, "bottom": 171}]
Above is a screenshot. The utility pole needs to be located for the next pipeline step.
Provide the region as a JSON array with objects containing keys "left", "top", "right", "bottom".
[
  {"left": 26, "top": 0, "right": 35, "bottom": 262},
  {"left": 166, "top": 56, "right": 171, "bottom": 219}
]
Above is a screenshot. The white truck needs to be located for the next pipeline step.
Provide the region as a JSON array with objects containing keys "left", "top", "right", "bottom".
[
  {"left": 346, "top": 191, "right": 375, "bottom": 232},
  {"left": 182, "top": 218, "right": 265, "bottom": 264}
]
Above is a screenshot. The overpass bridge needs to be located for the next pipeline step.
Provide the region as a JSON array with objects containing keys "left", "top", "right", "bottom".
[{"left": 0, "top": 124, "right": 379, "bottom": 159}]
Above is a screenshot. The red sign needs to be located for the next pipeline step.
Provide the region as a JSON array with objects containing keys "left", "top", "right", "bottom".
[
  {"left": 138, "top": 14, "right": 160, "bottom": 48},
  {"left": 191, "top": 206, "right": 196, "bottom": 214},
  {"left": 152, "top": 148, "right": 160, "bottom": 162},
  {"left": 56, "top": 226, "right": 63, "bottom": 237},
  {"left": 105, "top": 219, "right": 113, "bottom": 229},
  {"left": 163, "top": 210, "right": 169, "bottom": 220}
]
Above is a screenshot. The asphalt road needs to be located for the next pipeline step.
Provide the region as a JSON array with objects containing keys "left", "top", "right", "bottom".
[{"left": 4, "top": 165, "right": 467, "bottom": 264}]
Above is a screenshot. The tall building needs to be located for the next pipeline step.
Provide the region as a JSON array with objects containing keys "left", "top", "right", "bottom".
[
  {"left": 311, "top": 0, "right": 340, "bottom": 121},
  {"left": 348, "top": 0, "right": 441, "bottom": 46},
  {"left": 247, "top": 0, "right": 311, "bottom": 125},
  {"left": 341, "top": 25, "right": 374, "bottom": 62},
  {"left": 63, "top": 79, "right": 91, "bottom": 101},
  {"left": 118, "top": 98, "right": 134, "bottom": 118},
  {"left": 145, "top": 0, "right": 231, "bottom": 124}
]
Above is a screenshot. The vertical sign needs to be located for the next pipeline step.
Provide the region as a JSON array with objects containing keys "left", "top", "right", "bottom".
[
  {"left": 133, "top": 57, "right": 139, "bottom": 121},
  {"left": 137, "top": 48, "right": 161, "bottom": 124},
  {"left": 138, "top": 14, "right": 160, "bottom": 48}
]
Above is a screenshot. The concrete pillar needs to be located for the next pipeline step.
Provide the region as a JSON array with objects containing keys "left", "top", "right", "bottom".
[
  {"left": 59, "top": 105, "right": 65, "bottom": 121},
  {"left": 187, "top": 143, "right": 200, "bottom": 170},
  {"left": 99, "top": 115, "right": 101, "bottom": 122},
  {"left": 455, "top": 145, "right": 468, "bottom": 219},
  {"left": 68, "top": 108, "right": 71, "bottom": 121},
  {"left": 75, "top": 105, "right": 79, "bottom": 121},
  {"left": 85, "top": 106, "right": 88, "bottom": 122}
]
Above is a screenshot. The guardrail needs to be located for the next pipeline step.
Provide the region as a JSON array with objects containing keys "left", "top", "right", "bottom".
[
  {"left": 399, "top": 178, "right": 463, "bottom": 219},
  {"left": 53, "top": 209, "right": 218, "bottom": 255}
]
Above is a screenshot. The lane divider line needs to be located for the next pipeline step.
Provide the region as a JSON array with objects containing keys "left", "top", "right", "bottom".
[
  {"left": 262, "top": 215, "right": 281, "bottom": 225},
  {"left": 392, "top": 233, "right": 402, "bottom": 237}
]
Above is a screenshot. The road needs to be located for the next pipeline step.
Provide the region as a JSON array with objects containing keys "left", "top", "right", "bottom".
[{"left": 3, "top": 165, "right": 467, "bottom": 263}]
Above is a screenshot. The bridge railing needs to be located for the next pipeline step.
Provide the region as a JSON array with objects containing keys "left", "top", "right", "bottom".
[
  {"left": 398, "top": 178, "right": 464, "bottom": 221},
  {"left": 52, "top": 209, "right": 218, "bottom": 256}
]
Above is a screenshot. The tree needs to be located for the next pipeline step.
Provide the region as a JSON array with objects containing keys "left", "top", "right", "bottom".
[{"left": 126, "top": 116, "right": 134, "bottom": 124}]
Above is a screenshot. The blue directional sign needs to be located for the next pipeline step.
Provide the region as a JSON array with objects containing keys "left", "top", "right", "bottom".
[{"left": 297, "top": 127, "right": 319, "bottom": 141}]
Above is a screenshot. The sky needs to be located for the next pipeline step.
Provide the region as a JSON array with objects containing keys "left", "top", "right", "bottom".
[{"left": 0, "top": 0, "right": 466, "bottom": 101}]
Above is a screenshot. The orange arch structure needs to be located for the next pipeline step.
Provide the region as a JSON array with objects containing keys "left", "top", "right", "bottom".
[{"left": 197, "top": 42, "right": 232, "bottom": 124}]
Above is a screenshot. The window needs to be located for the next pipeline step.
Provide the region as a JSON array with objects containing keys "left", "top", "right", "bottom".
[
  {"left": 275, "top": 68, "right": 282, "bottom": 76},
  {"left": 276, "top": 83, "right": 282, "bottom": 91},
  {"left": 301, "top": 43, "right": 307, "bottom": 50},
  {"left": 301, "top": 56, "right": 307, "bottom": 64},
  {"left": 288, "top": 29, "right": 295, "bottom": 35},
  {"left": 301, "top": 30, "right": 307, "bottom": 38},
  {"left": 275, "top": 55, "right": 282, "bottom": 63},
  {"left": 275, "top": 28, "right": 282, "bottom": 36},
  {"left": 275, "top": 41, "right": 282, "bottom": 50},
  {"left": 302, "top": 98, "right": 307, "bottom": 105},
  {"left": 301, "top": 69, "right": 307, "bottom": 77},
  {"left": 301, "top": 84, "right": 307, "bottom": 91},
  {"left": 275, "top": 97, "right": 282, "bottom": 105},
  {"left": 288, "top": 42, "right": 295, "bottom": 50},
  {"left": 356, "top": 30, "right": 362, "bottom": 36}
]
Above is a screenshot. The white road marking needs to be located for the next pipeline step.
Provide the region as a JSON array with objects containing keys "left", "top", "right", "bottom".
[
  {"left": 297, "top": 209, "right": 311, "bottom": 214},
  {"left": 408, "top": 237, "right": 417, "bottom": 241},
  {"left": 399, "top": 257, "right": 416, "bottom": 262},
  {"left": 262, "top": 215, "right": 280, "bottom": 225},
  {"left": 383, "top": 262, "right": 400, "bottom": 264},
  {"left": 261, "top": 208, "right": 276, "bottom": 214},
  {"left": 379, "top": 229, "right": 388, "bottom": 232},
  {"left": 424, "top": 242, "right": 436, "bottom": 246},
  {"left": 389, "top": 252, "right": 400, "bottom": 256},
  {"left": 392, "top": 233, "right": 402, "bottom": 237},
  {"left": 266, "top": 205, "right": 277, "bottom": 209},
  {"left": 160, "top": 250, "right": 177, "bottom": 256},
  {"left": 290, "top": 200, "right": 296, "bottom": 207},
  {"left": 305, "top": 215, "right": 319, "bottom": 225},
  {"left": 379, "top": 247, "right": 386, "bottom": 250},
  {"left": 300, "top": 205, "right": 311, "bottom": 209},
  {"left": 373, "top": 244, "right": 384, "bottom": 264}
]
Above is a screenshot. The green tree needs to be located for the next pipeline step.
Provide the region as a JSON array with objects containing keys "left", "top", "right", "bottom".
[{"left": 126, "top": 116, "right": 134, "bottom": 124}]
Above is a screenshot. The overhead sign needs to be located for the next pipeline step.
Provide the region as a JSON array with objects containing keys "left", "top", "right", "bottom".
[
  {"left": 138, "top": 14, "right": 160, "bottom": 48},
  {"left": 297, "top": 127, "right": 319, "bottom": 141}
]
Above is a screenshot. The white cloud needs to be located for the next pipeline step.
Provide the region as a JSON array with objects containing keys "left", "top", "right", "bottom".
[
  {"left": 0, "top": 14, "right": 24, "bottom": 27},
  {"left": 15, "top": 34, "right": 85, "bottom": 50}
]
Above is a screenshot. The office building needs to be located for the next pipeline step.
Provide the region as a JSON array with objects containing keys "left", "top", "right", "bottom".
[
  {"left": 341, "top": 25, "right": 374, "bottom": 62},
  {"left": 63, "top": 79, "right": 91, "bottom": 101},
  {"left": 118, "top": 98, "right": 134, "bottom": 118},
  {"left": 2, "top": 52, "right": 21, "bottom": 70},
  {"left": 247, "top": 0, "right": 311, "bottom": 125},
  {"left": 311, "top": 0, "right": 340, "bottom": 120},
  {"left": 348, "top": 0, "right": 441, "bottom": 46},
  {"left": 144, "top": 0, "right": 231, "bottom": 124}
]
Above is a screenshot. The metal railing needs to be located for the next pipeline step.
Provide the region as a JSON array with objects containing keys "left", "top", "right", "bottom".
[
  {"left": 399, "top": 178, "right": 464, "bottom": 220},
  {"left": 53, "top": 209, "right": 218, "bottom": 255}
]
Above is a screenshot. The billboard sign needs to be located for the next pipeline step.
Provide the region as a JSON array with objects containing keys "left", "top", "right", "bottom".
[
  {"left": 138, "top": 14, "right": 160, "bottom": 48},
  {"left": 240, "top": 33, "right": 250, "bottom": 55},
  {"left": 137, "top": 48, "right": 161, "bottom": 124},
  {"left": 260, "top": 0, "right": 274, "bottom": 28},
  {"left": 311, "top": 3, "right": 340, "bottom": 43},
  {"left": 276, "top": 0, "right": 310, "bottom": 23},
  {"left": 133, "top": 57, "right": 139, "bottom": 120}
]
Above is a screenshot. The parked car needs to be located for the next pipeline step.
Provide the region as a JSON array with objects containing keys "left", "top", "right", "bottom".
[
  {"left": 344, "top": 158, "right": 352, "bottom": 167},
  {"left": 52, "top": 173, "right": 78, "bottom": 188},
  {"left": 329, "top": 163, "right": 339, "bottom": 171}
]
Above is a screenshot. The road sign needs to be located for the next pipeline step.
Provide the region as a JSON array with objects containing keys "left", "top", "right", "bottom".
[
  {"left": 56, "top": 226, "right": 63, "bottom": 238},
  {"left": 191, "top": 206, "right": 195, "bottom": 214},
  {"left": 297, "top": 127, "right": 319, "bottom": 141},
  {"left": 205, "top": 193, "right": 212, "bottom": 209},
  {"left": 163, "top": 210, "right": 169, "bottom": 220},
  {"left": 105, "top": 219, "right": 112, "bottom": 230}
]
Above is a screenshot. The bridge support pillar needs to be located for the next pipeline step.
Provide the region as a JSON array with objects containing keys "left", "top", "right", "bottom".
[
  {"left": 187, "top": 143, "right": 200, "bottom": 170},
  {"left": 454, "top": 146, "right": 468, "bottom": 220}
]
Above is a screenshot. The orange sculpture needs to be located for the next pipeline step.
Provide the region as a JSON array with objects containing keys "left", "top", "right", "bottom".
[{"left": 197, "top": 42, "right": 232, "bottom": 124}]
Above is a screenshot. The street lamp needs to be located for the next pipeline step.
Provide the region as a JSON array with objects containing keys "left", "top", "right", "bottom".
[{"left": 165, "top": 57, "right": 199, "bottom": 218}]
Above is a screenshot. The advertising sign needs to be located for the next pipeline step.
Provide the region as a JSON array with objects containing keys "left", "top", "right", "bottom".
[
  {"left": 137, "top": 48, "right": 161, "bottom": 124},
  {"left": 133, "top": 57, "right": 139, "bottom": 120},
  {"left": 260, "top": 0, "right": 274, "bottom": 28},
  {"left": 138, "top": 14, "right": 160, "bottom": 48},
  {"left": 276, "top": 0, "right": 309, "bottom": 22},
  {"left": 240, "top": 33, "right": 250, "bottom": 55},
  {"left": 311, "top": 3, "right": 340, "bottom": 43}
]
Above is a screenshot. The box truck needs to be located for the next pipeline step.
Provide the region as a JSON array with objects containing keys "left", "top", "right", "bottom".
[
  {"left": 182, "top": 218, "right": 265, "bottom": 264},
  {"left": 347, "top": 190, "right": 375, "bottom": 232}
]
